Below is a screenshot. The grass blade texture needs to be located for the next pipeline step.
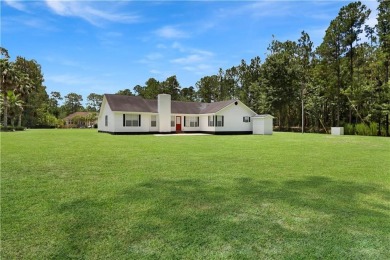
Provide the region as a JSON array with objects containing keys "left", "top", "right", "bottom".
[{"left": 1, "top": 130, "right": 389, "bottom": 259}]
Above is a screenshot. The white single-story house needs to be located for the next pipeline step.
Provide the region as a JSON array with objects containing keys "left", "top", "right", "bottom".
[{"left": 98, "top": 94, "right": 273, "bottom": 134}]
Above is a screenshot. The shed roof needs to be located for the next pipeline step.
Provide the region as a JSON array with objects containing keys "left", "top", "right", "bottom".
[
  {"left": 104, "top": 94, "right": 238, "bottom": 114},
  {"left": 252, "top": 114, "right": 274, "bottom": 119}
]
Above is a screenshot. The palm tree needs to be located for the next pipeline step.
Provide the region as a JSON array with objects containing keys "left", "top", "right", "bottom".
[
  {"left": 1, "top": 58, "right": 18, "bottom": 127},
  {"left": 5, "top": 91, "right": 24, "bottom": 127},
  {"left": 1, "top": 49, "right": 31, "bottom": 127},
  {"left": 13, "top": 73, "right": 31, "bottom": 127}
]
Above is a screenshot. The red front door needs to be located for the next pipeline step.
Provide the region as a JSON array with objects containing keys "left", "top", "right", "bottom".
[{"left": 176, "top": 116, "right": 181, "bottom": 132}]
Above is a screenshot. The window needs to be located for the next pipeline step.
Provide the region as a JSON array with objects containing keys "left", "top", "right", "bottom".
[
  {"left": 208, "top": 115, "right": 214, "bottom": 127},
  {"left": 123, "top": 114, "right": 140, "bottom": 127},
  {"left": 243, "top": 116, "right": 251, "bottom": 123},
  {"left": 151, "top": 115, "right": 157, "bottom": 127},
  {"left": 216, "top": 115, "right": 224, "bottom": 127},
  {"left": 184, "top": 116, "right": 199, "bottom": 127},
  {"left": 105, "top": 115, "right": 108, "bottom": 126},
  {"left": 171, "top": 116, "right": 175, "bottom": 127}
]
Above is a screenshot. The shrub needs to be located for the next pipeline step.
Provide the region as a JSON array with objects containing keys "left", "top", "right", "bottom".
[
  {"left": 14, "top": 126, "right": 25, "bottom": 131},
  {"left": 343, "top": 122, "right": 386, "bottom": 136},
  {"left": 355, "top": 123, "right": 370, "bottom": 136},
  {"left": 369, "top": 122, "right": 378, "bottom": 136},
  {"left": 0, "top": 126, "right": 14, "bottom": 131},
  {"left": 33, "top": 125, "right": 56, "bottom": 129},
  {"left": 344, "top": 123, "right": 355, "bottom": 135}
]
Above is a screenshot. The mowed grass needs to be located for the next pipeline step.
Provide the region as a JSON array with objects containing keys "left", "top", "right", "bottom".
[{"left": 1, "top": 130, "right": 389, "bottom": 259}]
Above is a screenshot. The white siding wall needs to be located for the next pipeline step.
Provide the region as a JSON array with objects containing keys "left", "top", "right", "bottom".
[
  {"left": 253, "top": 117, "right": 273, "bottom": 135},
  {"left": 112, "top": 113, "right": 154, "bottom": 133},
  {"left": 181, "top": 115, "right": 201, "bottom": 132},
  {"left": 171, "top": 115, "right": 176, "bottom": 132},
  {"left": 253, "top": 118, "right": 264, "bottom": 134},
  {"left": 263, "top": 118, "right": 273, "bottom": 134},
  {"left": 150, "top": 115, "right": 159, "bottom": 132},
  {"left": 99, "top": 96, "right": 257, "bottom": 134},
  {"left": 200, "top": 115, "right": 215, "bottom": 132},
  {"left": 98, "top": 99, "right": 115, "bottom": 133},
  {"left": 215, "top": 102, "right": 256, "bottom": 132},
  {"left": 158, "top": 94, "right": 171, "bottom": 132}
]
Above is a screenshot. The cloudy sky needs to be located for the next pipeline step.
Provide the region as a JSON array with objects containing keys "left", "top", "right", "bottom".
[{"left": 2, "top": 0, "right": 379, "bottom": 102}]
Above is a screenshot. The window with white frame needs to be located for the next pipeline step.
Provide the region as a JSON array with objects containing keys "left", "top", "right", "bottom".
[
  {"left": 151, "top": 115, "right": 157, "bottom": 127},
  {"left": 171, "top": 116, "right": 175, "bottom": 127},
  {"left": 243, "top": 116, "right": 251, "bottom": 123},
  {"left": 208, "top": 115, "right": 214, "bottom": 127},
  {"left": 105, "top": 115, "right": 108, "bottom": 126},
  {"left": 124, "top": 114, "right": 140, "bottom": 127},
  {"left": 216, "top": 115, "right": 224, "bottom": 127},
  {"left": 184, "top": 116, "right": 199, "bottom": 127}
]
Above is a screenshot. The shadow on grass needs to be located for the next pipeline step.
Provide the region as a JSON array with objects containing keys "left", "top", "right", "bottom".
[
  {"left": 52, "top": 198, "right": 107, "bottom": 259},
  {"left": 54, "top": 176, "right": 390, "bottom": 258}
]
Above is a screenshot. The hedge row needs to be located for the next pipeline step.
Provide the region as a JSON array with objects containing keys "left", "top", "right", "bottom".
[
  {"left": 0, "top": 126, "right": 26, "bottom": 132},
  {"left": 344, "top": 123, "right": 388, "bottom": 136}
]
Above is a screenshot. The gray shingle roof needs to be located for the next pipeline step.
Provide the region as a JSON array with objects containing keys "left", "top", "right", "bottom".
[
  {"left": 105, "top": 94, "right": 158, "bottom": 113},
  {"left": 104, "top": 94, "right": 237, "bottom": 114}
]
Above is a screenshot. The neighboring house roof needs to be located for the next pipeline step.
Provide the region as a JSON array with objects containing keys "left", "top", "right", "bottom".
[
  {"left": 63, "top": 112, "right": 96, "bottom": 121},
  {"left": 104, "top": 94, "right": 239, "bottom": 114}
]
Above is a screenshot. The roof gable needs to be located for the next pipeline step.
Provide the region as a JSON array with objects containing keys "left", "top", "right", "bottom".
[{"left": 201, "top": 100, "right": 237, "bottom": 114}]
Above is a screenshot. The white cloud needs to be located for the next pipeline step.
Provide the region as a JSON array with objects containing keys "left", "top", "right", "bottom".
[
  {"left": 156, "top": 44, "right": 167, "bottom": 49},
  {"left": 139, "top": 52, "right": 164, "bottom": 65},
  {"left": 97, "top": 31, "right": 125, "bottom": 48},
  {"left": 214, "top": 1, "right": 292, "bottom": 20},
  {"left": 146, "top": 53, "right": 163, "bottom": 60},
  {"left": 170, "top": 46, "right": 214, "bottom": 65},
  {"left": 171, "top": 54, "right": 204, "bottom": 64},
  {"left": 44, "top": 55, "right": 85, "bottom": 69},
  {"left": 45, "top": 1, "right": 140, "bottom": 26},
  {"left": 4, "top": 0, "right": 27, "bottom": 12},
  {"left": 362, "top": 0, "right": 378, "bottom": 28},
  {"left": 155, "top": 26, "right": 188, "bottom": 39},
  {"left": 183, "top": 64, "right": 213, "bottom": 75},
  {"left": 150, "top": 69, "right": 163, "bottom": 75},
  {"left": 171, "top": 42, "right": 213, "bottom": 56},
  {"left": 172, "top": 41, "right": 185, "bottom": 52},
  {"left": 1, "top": 15, "right": 58, "bottom": 32},
  {"left": 46, "top": 73, "right": 94, "bottom": 86}
]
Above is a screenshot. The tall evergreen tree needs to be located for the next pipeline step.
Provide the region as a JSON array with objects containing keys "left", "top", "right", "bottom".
[
  {"left": 377, "top": 0, "right": 390, "bottom": 83},
  {"left": 63, "top": 93, "right": 83, "bottom": 115},
  {"left": 318, "top": 17, "right": 346, "bottom": 126}
]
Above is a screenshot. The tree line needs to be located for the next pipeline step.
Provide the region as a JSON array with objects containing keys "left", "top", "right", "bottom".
[
  {"left": 1, "top": 1, "right": 389, "bottom": 134},
  {"left": 0, "top": 50, "right": 105, "bottom": 129},
  {"left": 129, "top": 1, "right": 389, "bottom": 134}
]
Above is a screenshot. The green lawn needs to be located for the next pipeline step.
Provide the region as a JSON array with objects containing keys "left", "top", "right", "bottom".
[{"left": 1, "top": 130, "right": 389, "bottom": 259}]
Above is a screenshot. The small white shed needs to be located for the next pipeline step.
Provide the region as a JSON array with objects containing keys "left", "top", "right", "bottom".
[{"left": 252, "top": 114, "right": 274, "bottom": 135}]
